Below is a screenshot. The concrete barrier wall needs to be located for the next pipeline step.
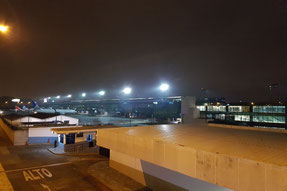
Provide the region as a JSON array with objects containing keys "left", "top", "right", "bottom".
[
  {"left": 110, "top": 150, "right": 231, "bottom": 191},
  {"left": 98, "top": 129, "right": 287, "bottom": 191},
  {"left": 0, "top": 118, "right": 14, "bottom": 143},
  {"left": 14, "top": 130, "right": 28, "bottom": 146},
  {"left": 0, "top": 118, "right": 28, "bottom": 146}
]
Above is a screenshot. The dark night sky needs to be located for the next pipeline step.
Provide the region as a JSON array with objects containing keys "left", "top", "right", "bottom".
[{"left": 0, "top": 0, "right": 286, "bottom": 101}]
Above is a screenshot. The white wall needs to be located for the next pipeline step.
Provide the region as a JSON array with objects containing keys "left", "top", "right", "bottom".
[{"left": 28, "top": 127, "right": 57, "bottom": 138}]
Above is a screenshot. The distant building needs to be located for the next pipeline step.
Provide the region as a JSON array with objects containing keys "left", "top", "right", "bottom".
[
  {"left": 0, "top": 113, "right": 79, "bottom": 145},
  {"left": 3, "top": 113, "right": 79, "bottom": 127},
  {"left": 197, "top": 103, "right": 286, "bottom": 128}
]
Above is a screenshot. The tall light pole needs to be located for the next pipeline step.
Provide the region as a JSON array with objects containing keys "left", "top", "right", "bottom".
[
  {"left": 155, "top": 83, "right": 170, "bottom": 123},
  {"left": 122, "top": 87, "right": 132, "bottom": 126},
  {"left": 97, "top": 91, "right": 105, "bottom": 116}
]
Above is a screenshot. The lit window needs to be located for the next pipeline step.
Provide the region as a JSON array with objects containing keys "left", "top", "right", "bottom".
[
  {"left": 207, "top": 106, "right": 226, "bottom": 112},
  {"left": 235, "top": 115, "right": 250, "bottom": 122},
  {"left": 196, "top": 106, "right": 206, "bottom": 111}
]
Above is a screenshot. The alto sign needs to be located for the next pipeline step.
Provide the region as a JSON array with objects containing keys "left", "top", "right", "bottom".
[{"left": 23, "top": 168, "right": 52, "bottom": 182}]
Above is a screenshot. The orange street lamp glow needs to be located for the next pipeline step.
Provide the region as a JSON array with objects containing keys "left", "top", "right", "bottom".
[{"left": 0, "top": 25, "right": 8, "bottom": 33}]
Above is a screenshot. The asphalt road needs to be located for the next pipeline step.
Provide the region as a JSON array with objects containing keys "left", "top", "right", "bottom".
[{"left": 0, "top": 145, "right": 131, "bottom": 191}]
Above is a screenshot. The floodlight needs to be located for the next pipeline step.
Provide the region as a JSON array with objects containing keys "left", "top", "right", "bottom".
[
  {"left": 159, "top": 83, "right": 169, "bottom": 91},
  {"left": 122, "top": 87, "right": 132, "bottom": 95},
  {"left": 99, "top": 91, "right": 105, "bottom": 96}
]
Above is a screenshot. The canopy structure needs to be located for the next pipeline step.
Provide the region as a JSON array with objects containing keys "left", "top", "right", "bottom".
[{"left": 51, "top": 125, "right": 116, "bottom": 134}]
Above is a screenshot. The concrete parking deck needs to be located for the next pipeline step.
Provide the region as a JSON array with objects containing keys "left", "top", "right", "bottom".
[{"left": 97, "top": 124, "right": 287, "bottom": 191}]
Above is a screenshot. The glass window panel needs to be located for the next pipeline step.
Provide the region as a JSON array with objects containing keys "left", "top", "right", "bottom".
[
  {"left": 253, "top": 106, "right": 285, "bottom": 114},
  {"left": 253, "top": 115, "right": 285, "bottom": 124},
  {"left": 207, "top": 106, "right": 226, "bottom": 112}
]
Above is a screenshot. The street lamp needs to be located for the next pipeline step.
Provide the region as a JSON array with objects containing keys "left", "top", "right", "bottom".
[
  {"left": 56, "top": 95, "right": 61, "bottom": 99},
  {"left": 159, "top": 83, "right": 169, "bottom": 92},
  {"left": 82, "top": 93, "right": 86, "bottom": 97},
  {"left": 67, "top": 94, "right": 72, "bottom": 98},
  {"left": 98, "top": 90, "right": 105, "bottom": 96},
  {"left": 0, "top": 25, "right": 8, "bottom": 33},
  {"left": 122, "top": 87, "right": 132, "bottom": 95}
]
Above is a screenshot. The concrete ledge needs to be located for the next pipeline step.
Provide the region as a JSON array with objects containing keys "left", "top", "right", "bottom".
[
  {"left": 48, "top": 146, "right": 99, "bottom": 156},
  {"left": 208, "top": 123, "right": 287, "bottom": 133}
]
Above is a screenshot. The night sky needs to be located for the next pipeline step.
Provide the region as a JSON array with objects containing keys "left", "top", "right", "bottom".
[{"left": 0, "top": 0, "right": 286, "bottom": 101}]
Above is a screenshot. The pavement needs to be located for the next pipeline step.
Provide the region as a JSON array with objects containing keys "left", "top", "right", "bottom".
[
  {"left": 88, "top": 161, "right": 151, "bottom": 191},
  {"left": 0, "top": 144, "right": 150, "bottom": 191}
]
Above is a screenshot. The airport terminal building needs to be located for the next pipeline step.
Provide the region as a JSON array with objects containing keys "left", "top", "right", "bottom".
[
  {"left": 197, "top": 104, "right": 286, "bottom": 129},
  {"left": 44, "top": 96, "right": 287, "bottom": 129},
  {"left": 0, "top": 113, "right": 79, "bottom": 145}
]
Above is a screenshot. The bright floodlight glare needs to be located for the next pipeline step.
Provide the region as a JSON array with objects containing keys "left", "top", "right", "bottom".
[
  {"left": 56, "top": 95, "right": 61, "bottom": 99},
  {"left": 122, "top": 87, "right": 132, "bottom": 95},
  {"left": 12, "top": 99, "right": 20, "bottom": 103},
  {"left": 67, "top": 94, "right": 72, "bottom": 98},
  {"left": 82, "top": 93, "right": 86, "bottom": 97},
  {"left": 99, "top": 90, "right": 105, "bottom": 96},
  {"left": 160, "top": 83, "right": 169, "bottom": 91},
  {"left": 0, "top": 25, "right": 8, "bottom": 33}
]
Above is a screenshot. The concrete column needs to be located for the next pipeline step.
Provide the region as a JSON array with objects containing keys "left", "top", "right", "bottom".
[
  {"left": 64, "top": 134, "right": 66, "bottom": 144},
  {"left": 181, "top": 96, "right": 199, "bottom": 124},
  {"left": 285, "top": 106, "right": 287, "bottom": 129}
]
